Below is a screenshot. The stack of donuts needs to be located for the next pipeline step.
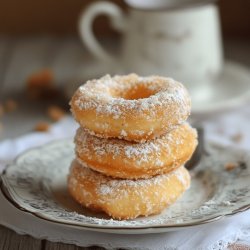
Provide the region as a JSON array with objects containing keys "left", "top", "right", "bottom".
[{"left": 69, "top": 74, "right": 197, "bottom": 220}]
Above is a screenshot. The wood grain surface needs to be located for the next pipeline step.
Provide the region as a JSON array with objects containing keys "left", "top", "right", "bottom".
[{"left": 0, "top": 225, "right": 106, "bottom": 250}]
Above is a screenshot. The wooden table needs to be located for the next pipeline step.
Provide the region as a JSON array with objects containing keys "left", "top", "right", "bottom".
[
  {"left": 1, "top": 224, "right": 249, "bottom": 250},
  {"left": 0, "top": 37, "right": 250, "bottom": 250},
  {"left": 0, "top": 225, "right": 106, "bottom": 250}
]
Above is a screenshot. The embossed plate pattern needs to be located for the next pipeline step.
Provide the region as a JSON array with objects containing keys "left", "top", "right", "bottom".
[{"left": 1, "top": 140, "right": 250, "bottom": 234}]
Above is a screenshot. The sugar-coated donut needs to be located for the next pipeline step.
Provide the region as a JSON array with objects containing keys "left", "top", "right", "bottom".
[
  {"left": 75, "top": 123, "right": 197, "bottom": 179},
  {"left": 70, "top": 74, "right": 191, "bottom": 142},
  {"left": 68, "top": 161, "right": 190, "bottom": 220}
]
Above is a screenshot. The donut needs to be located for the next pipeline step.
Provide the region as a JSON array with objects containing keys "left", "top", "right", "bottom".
[
  {"left": 70, "top": 74, "right": 191, "bottom": 142},
  {"left": 68, "top": 161, "right": 190, "bottom": 220},
  {"left": 75, "top": 123, "right": 197, "bottom": 179}
]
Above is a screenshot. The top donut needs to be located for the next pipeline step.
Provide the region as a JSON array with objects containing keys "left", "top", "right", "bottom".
[{"left": 70, "top": 74, "right": 191, "bottom": 142}]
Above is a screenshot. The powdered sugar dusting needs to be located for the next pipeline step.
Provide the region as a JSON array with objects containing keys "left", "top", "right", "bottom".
[
  {"left": 71, "top": 74, "right": 191, "bottom": 121},
  {"left": 75, "top": 124, "right": 197, "bottom": 169},
  {"left": 70, "top": 161, "right": 189, "bottom": 202}
]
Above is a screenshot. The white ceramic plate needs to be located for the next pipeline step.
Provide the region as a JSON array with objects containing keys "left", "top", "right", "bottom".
[
  {"left": 1, "top": 139, "right": 250, "bottom": 234},
  {"left": 190, "top": 61, "right": 250, "bottom": 115}
]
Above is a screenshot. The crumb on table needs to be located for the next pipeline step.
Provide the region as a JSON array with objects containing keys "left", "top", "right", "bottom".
[
  {"left": 0, "top": 104, "right": 4, "bottom": 117},
  {"left": 27, "top": 69, "right": 53, "bottom": 88},
  {"left": 26, "top": 69, "right": 58, "bottom": 99},
  {"left": 5, "top": 99, "right": 18, "bottom": 112},
  {"left": 47, "top": 105, "right": 66, "bottom": 121},
  {"left": 34, "top": 122, "right": 50, "bottom": 132}
]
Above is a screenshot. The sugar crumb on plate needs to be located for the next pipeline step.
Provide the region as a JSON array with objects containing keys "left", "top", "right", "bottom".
[{"left": 224, "top": 162, "right": 239, "bottom": 171}]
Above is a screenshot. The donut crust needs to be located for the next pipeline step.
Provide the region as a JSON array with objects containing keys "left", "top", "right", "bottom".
[
  {"left": 75, "top": 123, "right": 197, "bottom": 179},
  {"left": 68, "top": 161, "right": 190, "bottom": 220},
  {"left": 70, "top": 74, "right": 191, "bottom": 142}
]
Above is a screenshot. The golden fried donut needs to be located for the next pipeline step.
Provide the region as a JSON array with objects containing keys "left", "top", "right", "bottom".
[
  {"left": 75, "top": 123, "right": 197, "bottom": 179},
  {"left": 68, "top": 161, "right": 190, "bottom": 220},
  {"left": 70, "top": 74, "right": 191, "bottom": 142}
]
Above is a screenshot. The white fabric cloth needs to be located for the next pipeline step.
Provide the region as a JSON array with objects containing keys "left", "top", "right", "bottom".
[{"left": 0, "top": 111, "right": 250, "bottom": 250}]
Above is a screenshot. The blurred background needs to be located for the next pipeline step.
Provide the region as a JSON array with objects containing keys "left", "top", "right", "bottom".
[
  {"left": 0, "top": 0, "right": 250, "bottom": 140},
  {"left": 0, "top": 0, "right": 249, "bottom": 37}
]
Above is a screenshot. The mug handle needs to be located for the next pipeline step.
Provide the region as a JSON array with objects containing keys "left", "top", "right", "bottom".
[{"left": 78, "top": 2, "right": 125, "bottom": 63}]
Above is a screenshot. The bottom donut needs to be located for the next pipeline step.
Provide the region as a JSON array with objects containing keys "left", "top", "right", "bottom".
[{"left": 68, "top": 160, "right": 191, "bottom": 220}]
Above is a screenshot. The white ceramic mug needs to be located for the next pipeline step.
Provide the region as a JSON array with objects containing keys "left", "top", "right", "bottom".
[{"left": 79, "top": 1, "right": 223, "bottom": 86}]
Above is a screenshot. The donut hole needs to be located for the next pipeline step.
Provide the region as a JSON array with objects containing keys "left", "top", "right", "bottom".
[{"left": 111, "top": 84, "right": 156, "bottom": 100}]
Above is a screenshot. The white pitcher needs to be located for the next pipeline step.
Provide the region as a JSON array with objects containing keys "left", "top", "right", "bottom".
[{"left": 79, "top": 1, "right": 223, "bottom": 87}]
